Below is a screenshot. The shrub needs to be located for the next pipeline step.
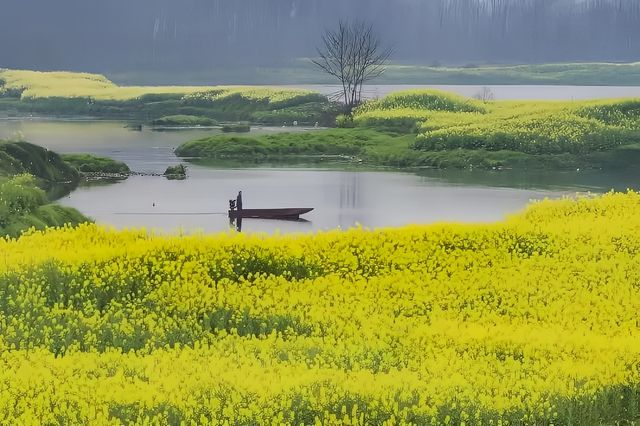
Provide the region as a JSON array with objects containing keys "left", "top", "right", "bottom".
[
  {"left": 221, "top": 123, "right": 251, "bottom": 133},
  {"left": 62, "top": 154, "right": 130, "bottom": 174},
  {"left": 151, "top": 115, "right": 217, "bottom": 127},
  {"left": 0, "top": 174, "right": 46, "bottom": 226}
]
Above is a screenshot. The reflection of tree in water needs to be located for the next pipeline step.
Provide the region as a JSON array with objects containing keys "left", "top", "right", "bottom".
[{"left": 339, "top": 172, "right": 359, "bottom": 209}]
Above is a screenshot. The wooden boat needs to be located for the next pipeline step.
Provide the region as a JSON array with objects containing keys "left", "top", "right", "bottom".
[{"left": 229, "top": 207, "right": 313, "bottom": 220}]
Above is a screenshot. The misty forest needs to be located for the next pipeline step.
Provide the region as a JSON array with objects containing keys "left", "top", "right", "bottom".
[{"left": 3, "top": 1, "right": 640, "bottom": 425}]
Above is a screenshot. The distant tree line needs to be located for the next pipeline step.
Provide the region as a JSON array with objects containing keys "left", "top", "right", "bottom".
[{"left": 1, "top": 0, "right": 639, "bottom": 72}]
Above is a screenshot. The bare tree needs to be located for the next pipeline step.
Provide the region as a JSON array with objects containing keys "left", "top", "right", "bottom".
[
  {"left": 313, "top": 21, "right": 392, "bottom": 115},
  {"left": 473, "top": 86, "right": 495, "bottom": 103}
]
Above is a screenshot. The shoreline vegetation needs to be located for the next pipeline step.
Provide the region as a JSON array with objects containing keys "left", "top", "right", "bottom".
[
  {"left": 163, "top": 164, "right": 187, "bottom": 180},
  {"left": 0, "top": 139, "right": 147, "bottom": 237},
  {"left": 3, "top": 68, "right": 640, "bottom": 172},
  {"left": 0, "top": 69, "right": 339, "bottom": 126},
  {"left": 177, "top": 89, "right": 640, "bottom": 171},
  {"left": 61, "top": 153, "right": 130, "bottom": 176},
  {"left": 151, "top": 115, "right": 218, "bottom": 127},
  {"left": 0, "top": 140, "right": 90, "bottom": 237}
]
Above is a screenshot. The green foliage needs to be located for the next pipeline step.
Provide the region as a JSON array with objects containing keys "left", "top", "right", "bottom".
[
  {"left": 2, "top": 204, "right": 88, "bottom": 238},
  {"left": 354, "top": 109, "right": 428, "bottom": 132},
  {"left": 175, "top": 129, "right": 409, "bottom": 159},
  {"left": 577, "top": 100, "right": 640, "bottom": 127},
  {"left": 62, "top": 154, "right": 130, "bottom": 175},
  {"left": 221, "top": 123, "right": 251, "bottom": 133},
  {"left": 336, "top": 114, "right": 355, "bottom": 128},
  {"left": 251, "top": 101, "right": 339, "bottom": 126},
  {"left": 416, "top": 111, "right": 631, "bottom": 154},
  {"left": 0, "top": 141, "right": 89, "bottom": 237},
  {"left": 415, "top": 104, "right": 640, "bottom": 155},
  {"left": 177, "top": 124, "right": 640, "bottom": 171},
  {"left": 0, "top": 150, "right": 25, "bottom": 176},
  {"left": 353, "top": 90, "right": 485, "bottom": 132},
  {"left": 0, "top": 141, "right": 79, "bottom": 182},
  {"left": 163, "top": 164, "right": 187, "bottom": 179},
  {"left": 151, "top": 115, "right": 218, "bottom": 127},
  {"left": 357, "top": 90, "right": 485, "bottom": 114},
  {"left": 0, "top": 175, "right": 88, "bottom": 237},
  {"left": 0, "top": 175, "right": 47, "bottom": 225}
]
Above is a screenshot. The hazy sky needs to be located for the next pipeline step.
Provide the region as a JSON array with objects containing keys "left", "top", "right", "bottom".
[{"left": 1, "top": 0, "right": 639, "bottom": 74}]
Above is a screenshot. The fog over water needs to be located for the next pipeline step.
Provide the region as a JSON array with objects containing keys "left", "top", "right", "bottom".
[{"left": 2, "top": 0, "right": 640, "bottom": 74}]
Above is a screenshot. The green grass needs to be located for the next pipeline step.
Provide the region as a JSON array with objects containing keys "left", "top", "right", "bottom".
[
  {"left": 0, "top": 142, "right": 93, "bottom": 237},
  {"left": 176, "top": 89, "right": 640, "bottom": 171},
  {"left": 163, "top": 164, "right": 187, "bottom": 180},
  {"left": 360, "top": 90, "right": 485, "bottom": 114},
  {"left": 414, "top": 101, "right": 639, "bottom": 156},
  {"left": 250, "top": 101, "right": 340, "bottom": 126},
  {"left": 61, "top": 154, "right": 130, "bottom": 175},
  {"left": 353, "top": 89, "right": 486, "bottom": 132},
  {"left": 0, "top": 141, "right": 79, "bottom": 182},
  {"left": 1, "top": 95, "right": 334, "bottom": 124},
  {"left": 350, "top": 89, "right": 640, "bottom": 159},
  {"left": 175, "top": 128, "right": 413, "bottom": 159},
  {"left": 151, "top": 115, "right": 218, "bottom": 127},
  {"left": 177, "top": 128, "right": 640, "bottom": 171},
  {"left": 221, "top": 123, "right": 251, "bottom": 133},
  {"left": 0, "top": 174, "right": 89, "bottom": 238}
]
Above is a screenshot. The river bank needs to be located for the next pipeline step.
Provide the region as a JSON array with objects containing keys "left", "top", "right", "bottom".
[
  {"left": 176, "top": 88, "right": 640, "bottom": 172},
  {"left": 0, "top": 69, "right": 338, "bottom": 126}
]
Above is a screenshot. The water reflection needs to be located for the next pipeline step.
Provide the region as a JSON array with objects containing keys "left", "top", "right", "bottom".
[
  {"left": 3, "top": 119, "right": 640, "bottom": 234},
  {"left": 230, "top": 217, "right": 243, "bottom": 232},
  {"left": 339, "top": 172, "right": 359, "bottom": 209},
  {"left": 45, "top": 181, "right": 78, "bottom": 201}
]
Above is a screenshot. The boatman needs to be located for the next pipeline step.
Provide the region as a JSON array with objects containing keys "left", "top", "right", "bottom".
[{"left": 236, "top": 191, "right": 243, "bottom": 211}]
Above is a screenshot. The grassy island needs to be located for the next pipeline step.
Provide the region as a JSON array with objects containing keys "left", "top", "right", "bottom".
[
  {"left": 221, "top": 123, "right": 251, "bottom": 133},
  {"left": 62, "top": 154, "right": 130, "bottom": 175},
  {"left": 163, "top": 164, "right": 187, "bottom": 180},
  {"left": 177, "top": 89, "right": 640, "bottom": 170}
]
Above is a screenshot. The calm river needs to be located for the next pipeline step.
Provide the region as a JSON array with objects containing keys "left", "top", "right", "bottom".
[{"left": 0, "top": 116, "right": 637, "bottom": 234}]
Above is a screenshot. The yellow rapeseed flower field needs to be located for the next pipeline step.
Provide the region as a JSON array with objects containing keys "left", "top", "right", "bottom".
[
  {"left": 0, "top": 69, "right": 315, "bottom": 103},
  {"left": 1, "top": 192, "right": 640, "bottom": 424},
  {"left": 353, "top": 89, "right": 640, "bottom": 155}
]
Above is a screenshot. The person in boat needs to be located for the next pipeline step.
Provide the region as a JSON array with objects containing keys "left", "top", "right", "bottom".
[
  {"left": 229, "top": 199, "right": 236, "bottom": 211},
  {"left": 236, "top": 191, "right": 243, "bottom": 211}
]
